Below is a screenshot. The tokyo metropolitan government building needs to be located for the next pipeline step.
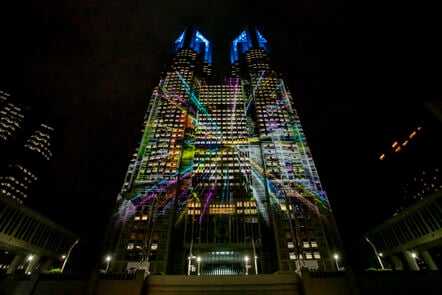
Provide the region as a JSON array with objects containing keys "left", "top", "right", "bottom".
[{"left": 103, "top": 26, "right": 343, "bottom": 275}]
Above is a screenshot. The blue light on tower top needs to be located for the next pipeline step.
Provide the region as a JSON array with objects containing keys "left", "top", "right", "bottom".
[
  {"left": 173, "top": 31, "right": 185, "bottom": 52},
  {"left": 230, "top": 27, "right": 269, "bottom": 63},
  {"left": 172, "top": 28, "right": 212, "bottom": 64}
]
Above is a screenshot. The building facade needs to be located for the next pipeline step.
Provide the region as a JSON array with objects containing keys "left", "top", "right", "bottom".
[
  {"left": 104, "top": 27, "right": 343, "bottom": 275},
  {"left": 362, "top": 98, "right": 442, "bottom": 271},
  {"left": 0, "top": 90, "right": 54, "bottom": 204},
  {"left": 0, "top": 90, "right": 78, "bottom": 274},
  {"left": 0, "top": 195, "right": 78, "bottom": 274},
  {"left": 365, "top": 190, "right": 442, "bottom": 271}
]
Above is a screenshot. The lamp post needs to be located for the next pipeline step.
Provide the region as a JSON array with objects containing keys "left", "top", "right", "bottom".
[
  {"left": 334, "top": 254, "right": 340, "bottom": 271},
  {"left": 187, "top": 255, "right": 196, "bottom": 275},
  {"left": 252, "top": 239, "right": 258, "bottom": 274},
  {"left": 244, "top": 256, "right": 250, "bottom": 275},
  {"left": 105, "top": 255, "right": 111, "bottom": 273},
  {"left": 246, "top": 236, "right": 258, "bottom": 274},
  {"left": 411, "top": 252, "right": 420, "bottom": 270},
  {"left": 365, "top": 237, "right": 385, "bottom": 269},
  {"left": 25, "top": 254, "right": 34, "bottom": 274},
  {"left": 61, "top": 239, "right": 79, "bottom": 273}
]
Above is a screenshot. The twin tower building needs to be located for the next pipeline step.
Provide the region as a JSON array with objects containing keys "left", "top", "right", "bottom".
[{"left": 103, "top": 26, "right": 343, "bottom": 275}]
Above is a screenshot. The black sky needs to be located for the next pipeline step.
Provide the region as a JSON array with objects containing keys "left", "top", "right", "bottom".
[{"left": 1, "top": 1, "right": 441, "bottom": 271}]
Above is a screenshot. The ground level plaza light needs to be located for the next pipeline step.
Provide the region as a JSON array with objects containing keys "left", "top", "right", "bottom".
[
  {"left": 25, "top": 254, "right": 34, "bottom": 274},
  {"left": 197, "top": 257, "right": 201, "bottom": 275},
  {"left": 334, "top": 254, "right": 340, "bottom": 271},
  {"left": 365, "top": 237, "right": 385, "bottom": 269},
  {"left": 254, "top": 254, "right": 258, "bottom": 275},
  {"left": 244, "top": 256, "right": 250, "bottom": 275},
  {"left": 105, "top": 255, "right": 111, "bottom": 272},
  {"left": 246, "top": 236, "right": 259, "bottom": 274},
  {"left": 61, "top": 239, "right": 79, "bottom": 273},
  {"left": 187, "top": 255, "right": 196, "bottom": 275}
]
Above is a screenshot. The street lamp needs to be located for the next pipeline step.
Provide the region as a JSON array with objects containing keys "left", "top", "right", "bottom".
[
  {"left": 246, "top": 236, "right": 258, "bottom": 274},
  {"left": 25, "top": 254, "right": 34, "bottom": 274},
  {"left": 187, "top": 255, "right": 196, "bottom": 275},
  {"left": 334, "top": 254, "right": 340, "bottom": 271},
  {"left": 61, "top": 239, "right": 79, "bottom": 273},
  {"left": 244, "top": 256, "right": 250, "bottom": 275},
  {"left": 365, "top": 237, "right": 385, "bottom": 269},
  {"left": 411, "top": 252, "right": 420, "bottom": 270},
  {"left": 254, "top": 254, "right": 258, "bottom": 275},
  {"left": 105, "top": 255, "right": 111, "bottom": 273}
]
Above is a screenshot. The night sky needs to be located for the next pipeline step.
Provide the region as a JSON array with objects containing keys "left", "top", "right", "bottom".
[{"left": 1, "top": 1, "right": 441, "bottom": 271}]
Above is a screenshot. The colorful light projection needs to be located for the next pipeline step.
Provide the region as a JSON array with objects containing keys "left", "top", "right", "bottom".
[
  {"left": 244, "top": 70, "right": 266, "bottom": 116},
  {"left": 115, "top": 68, "right": 330, "bottom": 227},
  {"left": 115, "top": 145, "right": 329, "bottom": 225},
  {"left": 175, "top": 71, "right": 222, "bottom": 137}
]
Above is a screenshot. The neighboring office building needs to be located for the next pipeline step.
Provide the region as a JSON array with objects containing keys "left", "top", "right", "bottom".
[
  {"left": 365, "top": 190, "right": 441, "bottom": 271},
  {"left": 0, "top": 195, "right": 78, "bottom": 274},
  {"left": 363, "top": 99, "right": 442, "bottom": 271},
  {"left": 0, "top": 90, "right": 54, "bottom": 204},
  {"left": 0, "top": 90, "right": 78, "bottom": 274},
  {"left": 104, "top": 26, "right": 343, "bottom": 275},
  {"left": 376, "top": 97, "right": 442, "bottom": 214}
]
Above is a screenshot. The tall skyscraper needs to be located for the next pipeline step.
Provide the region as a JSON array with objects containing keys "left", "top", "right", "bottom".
[
  {"left": 0, "top": 90, "right": 55, "bottom": 204},
  {"left": 360, "top": 99, "right": 442, "bottom": 271},
  {"left": 0, "top": 90, "right": 77, "bottom": 275},
  {"left": 104, "top": 27, "right": 343, "bottom": 275},
  {"left": 0, "top": 90, "right": 54, "bottom": 203}
]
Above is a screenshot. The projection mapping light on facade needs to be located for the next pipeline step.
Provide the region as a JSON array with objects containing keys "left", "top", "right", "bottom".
[{"left": 104, "top": 26, "right": 343, "bottom": 275}]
